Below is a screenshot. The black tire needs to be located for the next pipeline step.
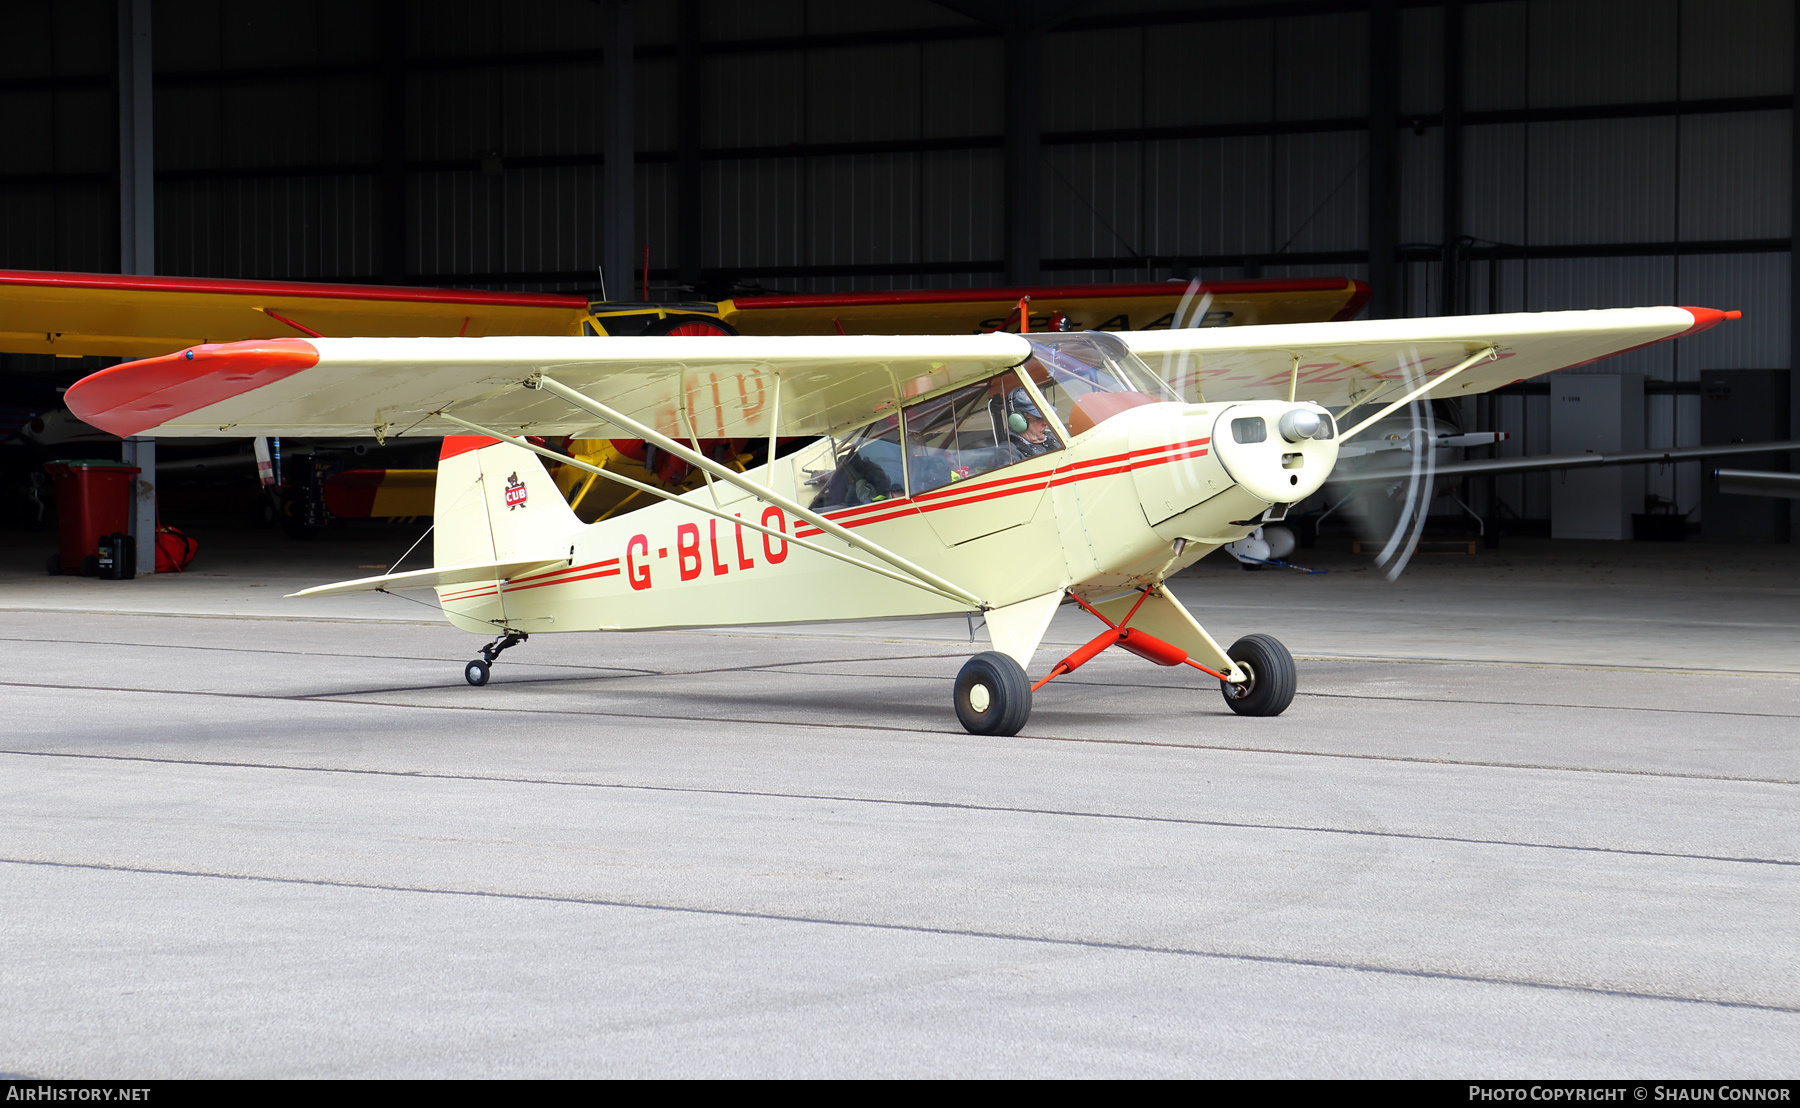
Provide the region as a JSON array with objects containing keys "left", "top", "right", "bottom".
[
  {"left": 464, "top": 659, "right": 491, "bottom": 687},
  {"left": 642, "top": 315, "right": 739, "bottom": 337},
  {"left": 78, "top": 553, "right": 99, "bottom": 577},
  {"left": 1219, "top": 634, "right": 1296, "bottom": 717},
  {"left": 954, "top": 651, "right": 1032, "bottom": 736}
]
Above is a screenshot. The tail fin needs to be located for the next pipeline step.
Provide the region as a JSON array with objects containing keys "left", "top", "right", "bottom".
[{"left": 434, "top": 436, "right": 583, "bottom": 568}]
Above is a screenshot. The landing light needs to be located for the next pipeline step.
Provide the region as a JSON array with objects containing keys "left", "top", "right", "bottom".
[{"left": 1279, "top": 409, "right": 1324, "bottom": 442}]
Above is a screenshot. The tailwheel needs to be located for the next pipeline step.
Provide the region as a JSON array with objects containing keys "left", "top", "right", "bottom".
[
  {"left": 1219, "top": 634, "right": 1296, "bottom": 717},
  {"left": 463, "top": 630, "right": 526, "bottom": 687},
  {"left": 954, "top": 651, "right": 1032, "bottom": 736}
]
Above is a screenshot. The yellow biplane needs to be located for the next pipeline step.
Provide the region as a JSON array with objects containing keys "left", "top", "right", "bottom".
[
  {"left": 64, "top": 305, "right": 1734, "bottom": 734},
  {"left": 0, "top": 267, "right": 1369, "bottom": 356}
]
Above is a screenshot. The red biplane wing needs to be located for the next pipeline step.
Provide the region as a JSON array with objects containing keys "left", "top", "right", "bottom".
[
  {"left": 0, "top": 269, "right": 591, "bottom": 359},
  {"left": 716, "top": 278, "right": 1370, "bottom": 335},
  {"left": 0, "top": 269, "right": 1370, "bottom": 363}
]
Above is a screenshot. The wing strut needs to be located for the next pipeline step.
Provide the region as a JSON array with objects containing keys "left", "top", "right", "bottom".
[
  {"left": 1340, "top": 346, "right": 1497, "bottom": 441},
  {"left": 437, "top": 412, "right": 982, "bottom": 610},
  {"left": 527, "top": 372, "right": 987, "bottom": 608},
  {"left": 1334, "top": 439, "right": 1800, "bottom": 483}
]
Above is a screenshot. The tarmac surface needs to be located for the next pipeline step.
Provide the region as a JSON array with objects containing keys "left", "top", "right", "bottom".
[{"left": 1, "top": 526, "right": 1797, "bottom": 1077}]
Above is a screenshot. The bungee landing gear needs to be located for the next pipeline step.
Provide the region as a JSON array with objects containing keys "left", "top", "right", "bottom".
[
  {"left": 952, "top": 586, "right": 1301, "bottom": 734},
  {"left": 464, "top": 630, "right": 528, "bottom": 687}
]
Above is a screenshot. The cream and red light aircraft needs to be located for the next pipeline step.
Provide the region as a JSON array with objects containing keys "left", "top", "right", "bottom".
[{"left": 65, "top": 305, "right": 1736, "bottom": 735}]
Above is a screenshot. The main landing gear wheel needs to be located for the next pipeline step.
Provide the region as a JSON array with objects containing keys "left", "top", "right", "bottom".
[
  {"left": 464, "top": 659, "right": 491, "bottom": 686},
  {"left": 1219, "top": 634, "right": 1296, "bottom": 717},
  {"left": 954, "top": 651, "right": 1032, "bottom": 736}
]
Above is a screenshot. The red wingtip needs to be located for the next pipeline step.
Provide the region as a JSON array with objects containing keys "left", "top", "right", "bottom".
[
  {"left": 1679, "top": 307, "right": 1742, "bottom": 335},
  {"left": 64, "top": 338, "right": 319, "bottom": 438}
]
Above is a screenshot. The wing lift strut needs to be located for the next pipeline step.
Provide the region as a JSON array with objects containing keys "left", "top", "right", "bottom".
[
  {"left": 436, "top": 373, "right": 987, "bottom": 611},
  {"left": 1339, "top": 345, "right": 1498, "bottom": 442}
]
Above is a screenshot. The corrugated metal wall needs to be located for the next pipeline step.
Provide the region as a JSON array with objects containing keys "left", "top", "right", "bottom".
[
  {"left": 0, "top": 0, "right": 119, "bottom": 275},
  {"left": 0, "top": 0, "right": 1793, "bottom": 519}
]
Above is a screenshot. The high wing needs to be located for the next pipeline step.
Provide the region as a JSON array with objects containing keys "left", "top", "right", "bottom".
[
  {"left": 1118, "top": 306, "right": 1739, "bottom": 409},
  {"left": 716, "top": 278, "right": 1370, "bottom": 335},
  {"left": 64, "top": 333, "right": 1033, "bottom": 440},
  {"left": 0, "top": 269, "right": 590, "bottom": 359},
  {"left": 64, "top": 307, "right": 1737, "bottom": 443}
]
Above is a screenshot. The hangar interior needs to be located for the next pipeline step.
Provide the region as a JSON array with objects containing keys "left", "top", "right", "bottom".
[
  {"left": 7, "top": 3, "right": 1800, "bottom": 1079},
  {"left": 1, "top": 0, "right": 1796, "bottom": 557}
]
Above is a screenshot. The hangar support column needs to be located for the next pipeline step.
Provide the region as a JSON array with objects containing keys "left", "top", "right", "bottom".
[
  {"left": 942, "top": 3, "right": 1091, "bottom": 288},
  {"left": 379, "top": 1, "right": 407, "bottom": 287},
  {"left": 1440, "top": 0, "right": 1464, "bottom": 318},
  {"left": 677, "top": 0, "right": 702, "bottom": 293},
  {"left": 1367, "top": 0, "right": 1400, "bottom": 319},
  {"left": 1791, "top": 7, "right": 1800, "bottom": 542},
  {"left": 602, "top": 1, "right": 637, "bottom": 302},
  {"left": 117, "top": 0, "right": 155, "bottom": 574},
  {"left": 1004, "top": 26, "right": 1042, "bottom": 288}
]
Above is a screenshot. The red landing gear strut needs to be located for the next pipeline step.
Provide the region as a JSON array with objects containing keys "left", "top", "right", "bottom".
[{"left": 1030, "top": 588, "right": 1232, "bottom": 693}]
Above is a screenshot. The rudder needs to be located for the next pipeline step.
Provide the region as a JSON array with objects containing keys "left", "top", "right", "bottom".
[{"left": 434, "top": 436, "right": 582, "bottom": 569}]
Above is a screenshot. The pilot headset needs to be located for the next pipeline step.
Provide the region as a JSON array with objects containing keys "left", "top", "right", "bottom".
[{"left": 1007, "top": 387, "right": 1042, "bottom": 434}]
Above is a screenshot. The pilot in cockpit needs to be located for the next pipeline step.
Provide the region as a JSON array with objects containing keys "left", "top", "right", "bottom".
[{"left": 1005, "top": 386, "right": 1062, "bottom": 461}]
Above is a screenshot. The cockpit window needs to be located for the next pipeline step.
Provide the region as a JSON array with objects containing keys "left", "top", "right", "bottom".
[
  {"left": 1026, "top": 332, "right": 1178, "bottom": 436},
  {"left": 903, "top": 371, "right": 1062, "bottom": 496},
  {"left": 794, "top": 413, "right": 908, "bottom": 512}
]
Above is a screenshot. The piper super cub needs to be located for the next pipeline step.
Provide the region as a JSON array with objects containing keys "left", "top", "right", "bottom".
[{"left": 66, "top": 304, "right": 1737, "bottom": 735}]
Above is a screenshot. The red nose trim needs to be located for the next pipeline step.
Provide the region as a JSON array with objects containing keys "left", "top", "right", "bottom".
[
  {"left": 65, "top": 338, "right": 319, "bottom": 438},
  {"left": 1679, "top": 307, "right": 1742, "bottom": 335}
]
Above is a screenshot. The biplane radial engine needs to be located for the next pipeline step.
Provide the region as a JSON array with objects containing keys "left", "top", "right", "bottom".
[{"left": 67, "top": 306, "right": 1736, "bottom": 735}]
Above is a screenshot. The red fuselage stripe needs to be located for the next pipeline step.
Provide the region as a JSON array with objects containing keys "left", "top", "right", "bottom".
[
  {"left": 794, "top": 439, "right": 1212, "bottom": 537},
  {"left": 503, "top": 567, "right": 621, "bottom": 593},
  {"left": 450, "top": 435, "right": 1217, "bottom": 595},
  {"left": 437, "top": 558, "right": 621, "bottom": 602},
  {"left": 439, "top": 585, "right": 497, "bottom": 602}
]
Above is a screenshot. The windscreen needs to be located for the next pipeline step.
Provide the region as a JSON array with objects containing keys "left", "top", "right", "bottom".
[{"left": 1025, "top": 332, "right": 1179, "bottom": 437}]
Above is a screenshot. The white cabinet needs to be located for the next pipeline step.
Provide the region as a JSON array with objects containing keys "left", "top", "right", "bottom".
[{"left": 1550, "top": 374, "right": 1644, "bottom": 540}]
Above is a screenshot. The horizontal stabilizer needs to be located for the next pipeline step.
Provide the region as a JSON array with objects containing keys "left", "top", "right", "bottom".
[{"left": 287, "top": 556, "right": 568, "bottom": 599}]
